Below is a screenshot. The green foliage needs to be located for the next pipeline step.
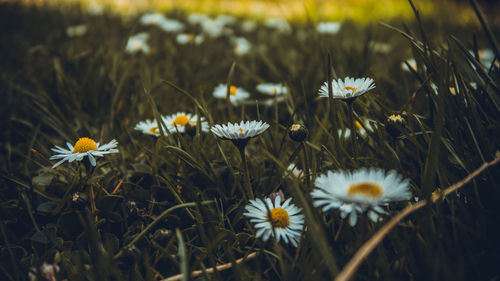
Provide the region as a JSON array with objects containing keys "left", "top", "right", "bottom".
[{"left": 1, "top": 1, "right": 499, "bottom": 280}]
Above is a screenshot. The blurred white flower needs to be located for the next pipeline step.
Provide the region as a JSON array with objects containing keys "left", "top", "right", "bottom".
[
  {"left": 187, "top": 13, "right": 210, "bottom": 25},
  {"left": 232, "top": 37, "right": 252, "bottom": 55},
  {"left": 213, "top": 84, "right": 250, "bottom": 105},
  {"left": 200, "top": 19, "right": 226, "bottom": 38},
  {"left": 66, "top": 24, "right": 88, "bottom": 37},
  {"left": 158, "top": 19, "right": 184, "bottom": 32},
  {"left": 125, "top": 33, "right": 150, "bottom": 54},
  {"left": 316, "top": 21, "right": 341, "bottom": 34},
  {"left": 265, "top": 18, "right": 291, "bottom": 33},
  {"left": 338, "top": 119, "right": 376, "bottom": 139},
  {"left": 241, "top": 19, "right": 257, "bottom": 32},
  {"left": 369, "top": 42, "right": 392, "bottom": 53},
  {"left": 401, "top": 58, "right": 417, "bottom": 71},
  {"left": 215, "top": 14, "right": 237, "bottom": 26},
  {"left": 87, "top": 2, "right": 105, "bottom": 15},
  {"left": 176, "top": 33, "right": 204, "bottom": 45},
  {"left": 140, "top": 13, "right": 167, "bottom": 25},
  {"left": 135, "top": 119, "right": 162, "bottom": 136},
  {"left": 256, "top": 83, "right": 288, "bottom": 96},
  {"left": 140, "top": 13, "right": 184, "bottom": 32}
]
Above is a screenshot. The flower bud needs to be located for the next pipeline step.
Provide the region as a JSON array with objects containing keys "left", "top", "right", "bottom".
[
  {"left": 385, "top": 114, "right": 406, "bottom": 138},
  {"left": 71, "top": 192, "right": 88, "bottom": 210},
  {"left": 152, "top": 228, "right": 173, "bottom": 246},
  {"left": 288, "top": 124, "right": 308, "bottom": 142}
]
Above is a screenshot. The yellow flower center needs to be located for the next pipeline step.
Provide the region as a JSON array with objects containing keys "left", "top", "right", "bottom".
[
  {"left": 229, "top": 86, "right": 238, "bottom": 96},
  {"left": 268, "top": 207, "right": 290, "bottom": 228},
  {"left": 172, "top": 114, "right": 190, "bottom": 127},
  {"left": 239, "top": 127, "right": 244, "bottom": 133},
  {"left": 271, "top": 87, "right": 277, "bottom": 94},
  {"left": 355, "top": 121, "right": 363, "bottom": 130},
  {"left": 73, "top": 137, "right": 98, "bottom": 153},
  {"left": 149, "top": 127, "right": 160, "bottom": 135},
  {"left": 345, "top": 86, "right": 358, "bottom": 93},
  {"left": 347, "top": 182, "right": 383, "bottom": 197},
  {"left": 132, "top": 41, "right": 142, "bottom": 49}
]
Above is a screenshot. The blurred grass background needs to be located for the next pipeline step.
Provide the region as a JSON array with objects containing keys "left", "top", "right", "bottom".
[
  {"left": 9, "top": 0, "right": 499, "bottom": 22},
  {"left": 1, "top": 0, "right": 500, "bottom": 280}
]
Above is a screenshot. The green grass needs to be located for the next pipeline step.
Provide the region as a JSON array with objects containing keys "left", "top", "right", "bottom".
[{"left": 1, "top": 1, "right": 499, "bottom": 280}]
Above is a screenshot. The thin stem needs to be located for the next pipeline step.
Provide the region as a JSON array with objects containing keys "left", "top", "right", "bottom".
[
  {"left": 239, "top": 146, "right": 254, "bottom": 200},
  {"left": 301, "top": 141, "right": 311, "bottom": 191},
  {"left": 347, "top": 100, "right": 358, "bottom": 163}
]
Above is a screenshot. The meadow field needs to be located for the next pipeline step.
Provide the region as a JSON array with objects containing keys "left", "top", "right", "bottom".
[{"left": 1, "top": 0, "right": 500, "bottom": 280}]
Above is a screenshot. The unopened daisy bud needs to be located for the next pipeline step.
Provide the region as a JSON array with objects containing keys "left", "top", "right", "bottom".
[
  {"left": 119, "top": 245, "right": 141, "bottom": 268},
  {"left": 71, "top": 192, "right": 88, "bottom": 210},
  {"left": 184, "top": 122, "right": 197, "bottom": 137},
  {"left": 152, "top": 228, "right": 172, "bottom": 245},
  {"left": 385, "top": 114, "right": 406, "bottom": 138},
  {"left": 288, "top": 124, "right": 308, "bottom": 142}
]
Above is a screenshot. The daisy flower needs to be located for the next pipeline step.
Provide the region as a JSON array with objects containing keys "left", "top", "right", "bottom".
[
  {"left": 135, "top": 119, "right": 162, "bottom": 136},
  {"left": 311, "top": 168, "right": 411, "bottom": 226},
  {"left": 140, "top": 13, "right": 168, "bottom": 25},
  {"left": 401, "top": 58, "right": 418, "bottom": 72},
  {"left": 213, "top": 84, "right": 250, "bottom": 105},
  {"left": 241, "top": 19, "right": 257, "bottom": 32},
  {"left": 66, "top": 24, "right": 87, "bottom": 37},
  {"left": 187, "top": 13, "right": 210, "bottom": 25},
  {"left": 125, "top": 33, "right": 150, "bottom": 54},
  {"left": 287, "top": 163, "right": 304, "bottom": 179},
  {"left": 232, "top": 37, "right": 252, "bottom": 56},
  {"left": 211, "top": 120, "right": 269, "bottom": 141},
  {"left": 200, "top": 19, "right": 226, "bottom": 38},
  {"left": 215, "top": 14, "right": 237, "bottom": 26},
  {"left": 176, "top": 33, "right": 204, "bottom": 45},
  {"left": 316, "top": 21, "right": 341, "bottom": 34},
  {"left": 318, "top": 77, "right": 375, "bottom": 100},
  {"left": 162, "top": 112, "right": 209, "bottom": 134},
  {"left": 265, "top": 18, "right": 292, "bottom": 33},
  {"left": 369, "top": 42, "right": 392, "bottom": 54},
  {"left": 256, "top": 83, "right": 288, "bottom": 96},
  {"left": 157, "top": 19, "right": 185, "bottom": 33},
  {"left": 86, "top": 2, "right": 104, "bottom": 15},
  {"left": 244, "top": 195, "right": 304, "bottom": 247},
  {"left": 140, "top": 13, "right": 184, "bottom": 32},
  {"left": 50, "top": 137, "right": 119, "bottom": 168},
  {"left": 338, "top": 119, "right": 376, "bottom": 139}
]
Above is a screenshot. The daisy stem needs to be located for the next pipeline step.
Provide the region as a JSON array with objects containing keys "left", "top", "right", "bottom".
[
  {"left": 347, "top": 100, "right": 358, "bottom": 163},
  {"left": 238, "top": 146, "right": 254, "bottom": 200},
  {"left": 301, "top": 141, "right": 311, "bottom": 191}
]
